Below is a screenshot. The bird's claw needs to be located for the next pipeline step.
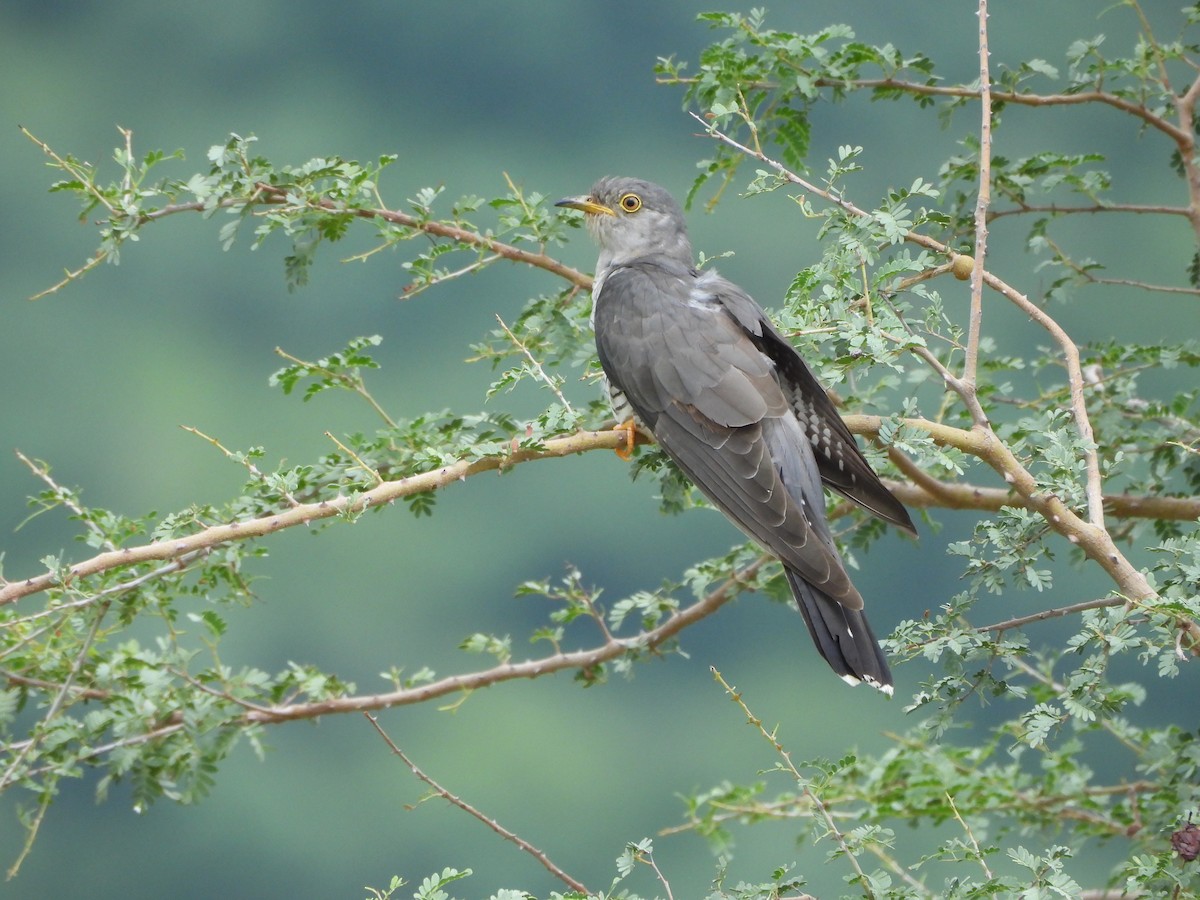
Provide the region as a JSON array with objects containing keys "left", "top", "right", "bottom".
[{"left": 614, "top": 419, "right": 638, "bottom": 460}]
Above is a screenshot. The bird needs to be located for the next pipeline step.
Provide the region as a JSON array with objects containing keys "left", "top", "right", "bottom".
[{"left": 556, "top": 176, "right": 916, "bottom": 694}]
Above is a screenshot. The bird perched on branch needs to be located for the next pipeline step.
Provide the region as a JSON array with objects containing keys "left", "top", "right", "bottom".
[{"left": 556, "top": 177, "right": 915, "bottom": 694}]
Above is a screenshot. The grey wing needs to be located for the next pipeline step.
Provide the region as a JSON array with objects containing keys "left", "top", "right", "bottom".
[
  {"left": 715, "top": 281, "right": 917, "bottom": 535},
  {"left": 594, "top": 263, "right": 864, "bottom": 610}
]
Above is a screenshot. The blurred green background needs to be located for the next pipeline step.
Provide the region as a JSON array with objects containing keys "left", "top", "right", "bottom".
[{"left": 2, "top": 2, "right": 1197, "bottom": 897}]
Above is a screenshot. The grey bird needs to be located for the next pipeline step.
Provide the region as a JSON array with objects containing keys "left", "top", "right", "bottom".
[{"left": 556, "top": 176, "right": 915, "bottom": 694}]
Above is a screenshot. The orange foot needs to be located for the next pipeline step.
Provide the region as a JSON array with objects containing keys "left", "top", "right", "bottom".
[{"left": 614, "top": 418, "right": 639, "bottom": 460}]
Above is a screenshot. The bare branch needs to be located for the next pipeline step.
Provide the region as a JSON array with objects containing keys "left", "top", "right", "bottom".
[
  {"left": 988, "top": 202, "right": 1193, "bottom": 221},
  {"left": 964, "top": 0, "right": 992, "bottom": 395},
  {"left": 975, "top": 595, "right": 1127, "bottom": 633},
  {"left": 661, "top": 76, "right": 1192, "bottom": 145}
]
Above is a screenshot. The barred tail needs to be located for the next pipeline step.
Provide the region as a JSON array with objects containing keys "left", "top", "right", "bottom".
[{"left": 785, "top": 569, "right": 893, "bottom": 695}]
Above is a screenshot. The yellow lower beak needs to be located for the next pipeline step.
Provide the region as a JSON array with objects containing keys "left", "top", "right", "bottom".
[{"left": 555, "top": 195, "right": 615, "bottom": 216}]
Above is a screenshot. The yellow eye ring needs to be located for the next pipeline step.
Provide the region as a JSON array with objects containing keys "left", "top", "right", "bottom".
[{"left": 619, "top": 193, "right": 642, "bottom": 213}]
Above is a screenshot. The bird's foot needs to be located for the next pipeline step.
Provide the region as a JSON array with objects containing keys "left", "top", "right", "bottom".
[{"left": 614, "top": 418, "right": 639, "bottom": 460}]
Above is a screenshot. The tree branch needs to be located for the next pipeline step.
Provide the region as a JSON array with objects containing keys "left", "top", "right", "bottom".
[
  {"left": 660, "top": 76, "right": 1192, "bottom": 145},
  {"left": 0, "top": 429, "right": 625, "bottom": 606},
  {"left": 975, "top": 595, "right": 1126, "bottom": 633},
  {"left": 242, "top": 556, "right": 769, "bottom": 724},
  {"left": 122, "top": 187, "right": 593, "bottom": 292},
  {"left": 964, "top": 0, "right": 992, "bottom": 396},
  {"left": 987, "top": 202, "right": 1193, "bottom": 221},
  {"left": 8, "top": 415, "right": 1195, "bottom": 611}
]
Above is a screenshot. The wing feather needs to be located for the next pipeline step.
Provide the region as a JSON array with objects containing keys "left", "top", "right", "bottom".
[{"left": 595, "top": 261, "right": 863, "bottom": 609}]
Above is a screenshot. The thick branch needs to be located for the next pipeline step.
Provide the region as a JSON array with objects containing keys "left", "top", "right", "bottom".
[
  {"left": 1170, "top": 71, "right": 1200, "bottom": 243},
  {"left": 7, "top": 417, "right": 1195, "bottom": 610}
]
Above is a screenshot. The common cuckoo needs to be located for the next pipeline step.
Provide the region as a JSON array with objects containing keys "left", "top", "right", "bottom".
[{"left": 557, "top": 177, "right": 915, "bottom": 694}]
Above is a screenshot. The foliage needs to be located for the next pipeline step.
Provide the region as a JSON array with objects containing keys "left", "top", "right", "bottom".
[{"left": 5, "top": 1, "right": 1200, "bottom": 897}]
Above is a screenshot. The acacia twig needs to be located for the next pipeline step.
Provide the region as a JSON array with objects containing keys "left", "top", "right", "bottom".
[
  {"left": 987, "top": 202, "right": 1192, "bottom": 220},
  {"left": 710, "top": 667, "right": 892, "bottom": 898},
  {"left": 272, "top": 345, "right": 398, "bottom": 429},
  {"left": 946, "top": 789, "right": 994, "bottom": 880},
  {"left": 365, "top": 714, "right": 589, "bottom": 895},
  {"left": 9, "top": 407, "right": 1196, "bottom": 614},
  {"left": 495, "top": 313, "right": 575, "bottom": 416}
]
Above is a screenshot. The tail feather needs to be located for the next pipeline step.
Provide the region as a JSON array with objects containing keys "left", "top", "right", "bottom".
[{"left": 785, "top": 569, "right": 893, "bottom": 694}]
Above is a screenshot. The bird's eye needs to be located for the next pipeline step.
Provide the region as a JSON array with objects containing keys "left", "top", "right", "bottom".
[{"left": 619, "top": 193, "right": 642, "bottom": 213}]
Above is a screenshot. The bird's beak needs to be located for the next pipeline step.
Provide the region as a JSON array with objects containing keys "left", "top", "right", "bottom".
[{"left": 555, "top": 195, "right": 615, "bottom": 216}]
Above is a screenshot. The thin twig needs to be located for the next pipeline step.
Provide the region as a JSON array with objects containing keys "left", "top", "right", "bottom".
[
  {"left": 364, "top": 713, "right": 590, "bottom": 895},
  {"left": 395, "top": 253, "right": 502, "bottom": 299},
  {"left": 272, "top": 346, "right": 398, "bottom": 429},
  {"left": 19, "top": 125, "right": 116, "bottom": 214},
  {"left": 12, "top": 721, "right": 188, "bottom": 788},
  {"left": 1080, "top": 276, "right": 1200, "bottom": 297},
  {"left": 495, "top": 313, "right": 575, "bottom": 415},
  {"left": 987, "top": 202, "right": 1192, "bottom": 220},
  {"left": 182, "top": 425, "right": 303, "bottom": 506},
  {"left": 324, "top": 431, "right": 384, "bottom": 486},
  {"left": 630, "top": 843, "right": 675, "bottom": 900},
  {"left": 710, "top": 667, "right": 881, "bottom": 898},
  {"left": 2, "top": 595, "right": 113, "bottom": 876},
  {"left": 946, "top": 790, "right": 994, "bottom": 879},
  {"left": 16, "top": 450, "right": 113, "bottom": 548}
]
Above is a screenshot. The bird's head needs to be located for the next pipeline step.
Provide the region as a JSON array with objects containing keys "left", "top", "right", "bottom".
[{"left": 556, "top": 177, "right": 693, "bottom": 267}]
